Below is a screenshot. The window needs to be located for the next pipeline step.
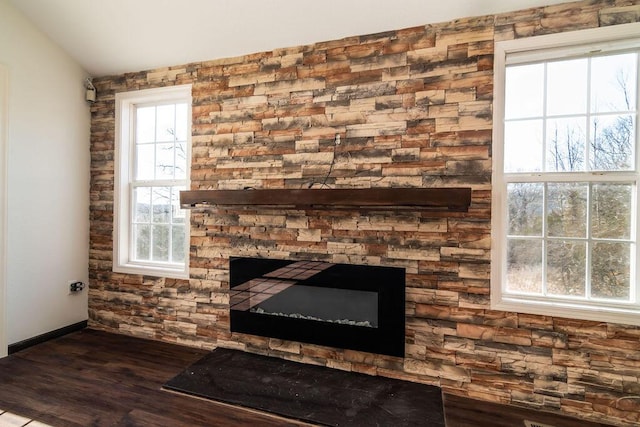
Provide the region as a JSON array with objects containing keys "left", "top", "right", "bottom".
[
  {"left": 492, "top": 23, "right": 640, "bottom": 325},
  {"left": 114, "top": 85, "right": 191, "bottom": 279}
]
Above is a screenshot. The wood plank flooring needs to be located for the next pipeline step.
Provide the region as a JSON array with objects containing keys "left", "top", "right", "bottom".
[
  {"left": 0, "top": 329, "right": 309, "bottom": 427},
  {"left": 443, "top": 393, "right": 612, "bottom": 427},
  {"left": 0, "top": 329, "right": 615, "bottom": 427}
]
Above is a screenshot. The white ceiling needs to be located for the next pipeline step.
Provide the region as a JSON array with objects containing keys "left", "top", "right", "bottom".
[{"left": 11, "top": 0, "right": 576, "bottom": 77}]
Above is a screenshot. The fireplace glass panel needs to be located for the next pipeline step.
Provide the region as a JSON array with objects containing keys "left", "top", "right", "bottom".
[
  {"left": 252, "top": 286, "right": 379, "bottom": 328},
  {"left": 229, "top": 257, "right": 405, "bottom": 357}
]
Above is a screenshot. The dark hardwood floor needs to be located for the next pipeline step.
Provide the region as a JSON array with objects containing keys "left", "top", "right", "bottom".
[
  {"left": 443, "top": 393, "right": 612, "bottom": 427},
  {"left": 0, "top": 329, "right": 310, "bottom": 427},
  {"left": 0, "top": 329, "right": 614, "bottom": 427}
]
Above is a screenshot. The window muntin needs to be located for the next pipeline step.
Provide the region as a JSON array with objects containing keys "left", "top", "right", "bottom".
[
  {"left": 135, "top": 103, "right": 188, "bottom": 180},
  {"left": 505, "top": 181, "right": 634, "bottom": 302},
  {"left": 131, "top": 185, "right": 186, "bottom": 265},
  {"left": 114, "top": 86, "right": 191, "bottom": 279},
  {"left": 131, "top": 102, "right": 188, "bottom": 267},
  {"left": 504, "top": 52, "right": 637, "bottom": 174},
  {"left": 492, "top": 24, "right": 640, "bottom": 324}
]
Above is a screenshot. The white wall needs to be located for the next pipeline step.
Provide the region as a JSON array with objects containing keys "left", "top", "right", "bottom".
[
  {"left": 0, "top": 65, "right": 8, "bottom": 356},
  {"left": 0, "top": 0, "right": 90, "bottom": 345}
]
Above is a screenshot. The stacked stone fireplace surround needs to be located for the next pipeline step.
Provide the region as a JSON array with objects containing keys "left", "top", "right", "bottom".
[{"left": 88, "top": 1, "right": 640, "bottom": 425}]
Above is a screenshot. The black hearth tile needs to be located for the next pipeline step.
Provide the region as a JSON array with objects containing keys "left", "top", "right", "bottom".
[{"left": 164, "top": 348, "right": 444, "bottom": 427}]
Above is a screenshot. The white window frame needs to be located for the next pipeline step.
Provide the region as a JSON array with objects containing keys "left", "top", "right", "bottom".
[
  {"left": 492, "top": 23, "right": 640, "bottom": 325},
  {"left": 114, "top": 85, "right": 192, "bottom": 279}
]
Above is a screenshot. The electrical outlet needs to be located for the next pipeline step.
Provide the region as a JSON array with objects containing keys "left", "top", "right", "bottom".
[
  {"left": 68, "top": 280, "right": 85, "bottom": 294},
  {"left": 524, "top": 420, "right": 556, "bottom": 427}
]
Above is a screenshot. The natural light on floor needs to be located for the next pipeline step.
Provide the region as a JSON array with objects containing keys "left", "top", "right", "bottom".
[{"left": 0, "top": 409, "right": 52, "bottom": 427}]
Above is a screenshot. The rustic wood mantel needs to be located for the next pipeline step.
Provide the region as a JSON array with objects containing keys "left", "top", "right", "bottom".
[{"left": 180, "top": 188, "right": 471, "bottom": 211}]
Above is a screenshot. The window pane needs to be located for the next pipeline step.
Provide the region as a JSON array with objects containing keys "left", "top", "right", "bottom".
[
  {"left": 172, "top": 187, "right": 185, "bottom": 224},
  {"left": 591, "top": 242, "right": 631, "bottom": 300},
  {"left": 590, "top": 114, "right": 634, "bottom": 171},
  {"left": 505, "top": 63, "right": 544, "bottom": 119},
  {"left": 547, "top": 58, "right": 588, "bottom": 116},
  {"left": 134, "top": 224, "right": 150, "bottom": 261},
  {"left": 507, "top": 239, "right": 542, "bottom": 293},
  {"left": 155, "top": 143, "right": 176, "bottom": 180},
  {"left": 547, "top": 240, "right": 586, "bottom": 297},
  {"left": 136, "top": 106, "right": 155, "bottom": 143},
  {"left": 547, "top": 183, "right": 587, "bottom": 238},
  {"left": 175, "top": 103, "right": 188, "bottom": 141},
  {"left": 156, "top": 104, "right": 175, "bottom": 142},
  {"left": 504, "top": 120, "right": 543, "bottom": 172},
  {"left": 133, "top": 187, "right": 151, "bottom": 223},
  {"left": 136, "top": 144, "right": 154, "bottom": 180},
  {"left": 546, "top": 117, "right": 586, "bottom": 172},
  {"left": 499, "top": 40, "right": 639, "bottom": 315},
  {"left": 508, "top": 183, "right": 543, "bottom": 236},
  {"left": 591, "top": 183, "right": 632, "bottom": 239},
  {"left": 174, "top": 142, "right": 187, "bottom": 180},
  {"left": 152, "top": 225, "right": 169, "bottom": 262},
  {"left": 591, "top": 53, "right": 637, "bottom": 113},
  {"left": 120, "top": 88, "right": 190, "bottom": 276},
  {"left": 172, "top": 225, "right": 186, "bottom": 263},
  {"left": 152, "top": 187, "right": 171, "bottom": 224}
]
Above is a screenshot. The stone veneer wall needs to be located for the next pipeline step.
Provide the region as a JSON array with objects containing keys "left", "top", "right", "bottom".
[{"left": 89, "top": 1, "right": 640, "bottom": 425}]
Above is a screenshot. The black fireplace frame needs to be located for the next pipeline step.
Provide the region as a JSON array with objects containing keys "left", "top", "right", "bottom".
[{"left": 229, "top": 257, "right": 405, "bottom": 357}]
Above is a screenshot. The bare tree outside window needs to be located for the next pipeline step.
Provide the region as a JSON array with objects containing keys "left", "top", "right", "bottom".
[
  {"left": 132, "top": 102, "right": 188, "bottom": 265},
  {"left": 114, "top": 85, "right": 191, "bottom": 279},
  {"left": 503, "top": 51, "right": 637, "bottom": 301}
]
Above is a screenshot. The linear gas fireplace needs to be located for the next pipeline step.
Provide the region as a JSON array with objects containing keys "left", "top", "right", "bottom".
[{"left": 229, "top": 257, "right": 405, "bottom": 357}]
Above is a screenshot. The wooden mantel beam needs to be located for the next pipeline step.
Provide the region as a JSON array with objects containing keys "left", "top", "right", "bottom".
[{"left": 180, "top": 188, "right": 472, "bottom": 212}]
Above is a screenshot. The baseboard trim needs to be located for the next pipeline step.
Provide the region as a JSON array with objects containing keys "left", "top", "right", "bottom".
[{"left": 8, "top": 320, "right": 88, "bottom": 354}]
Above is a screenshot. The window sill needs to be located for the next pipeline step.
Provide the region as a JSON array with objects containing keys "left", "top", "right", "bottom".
[
  {"left": 113, "top": 263, "right": 188, "bottom": 280},
  {"left": 492, "top": 295, "right": 640, "bottom": 327}
]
